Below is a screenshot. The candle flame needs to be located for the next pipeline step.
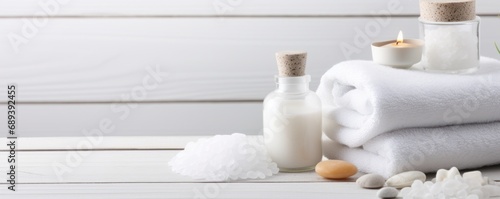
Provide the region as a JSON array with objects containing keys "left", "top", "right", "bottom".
[{"left": 396, "top": 30, "right": 403, "bottom": 45}]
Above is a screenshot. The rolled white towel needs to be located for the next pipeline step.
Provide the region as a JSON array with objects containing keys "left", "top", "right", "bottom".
[
  {"left": 317, "top": 57, "right": 500, "bottom": 148},
  {"left": 323, "top": 122, "right": 500, "bottom": 178}
]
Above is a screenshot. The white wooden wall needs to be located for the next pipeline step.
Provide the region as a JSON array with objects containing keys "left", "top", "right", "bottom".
[{"left": 1, "top": 0, "right": 499, "bottom": 137}]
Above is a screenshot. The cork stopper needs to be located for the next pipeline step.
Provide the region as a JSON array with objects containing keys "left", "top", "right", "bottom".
[
  {"left": 420, "top": 0, "right": 475, "bottom": 22},
  {"left": 275, "top": 51, "right": 307, "bottom": 77}
]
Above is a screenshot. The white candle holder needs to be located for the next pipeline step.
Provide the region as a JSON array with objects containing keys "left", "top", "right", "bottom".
[{"left": 371, "top": 39, "right": 424, "bottom": 69}]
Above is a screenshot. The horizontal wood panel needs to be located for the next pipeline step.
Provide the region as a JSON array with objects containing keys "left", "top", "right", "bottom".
[
  {"left": 0, "top": 183, "right": 376, "bottom": 199},
  {"left": 1, "top": 17, "right": 499, "bottom": 102},
  {"left": 0, "top": 150, "right": 499, "bottom": 184},
  {"left": 0, "top": 183, "right": 377, "bottom": 199},
  {"left": 1, "top": 149, "right": 499, "bottom": 198},
  {"left": 0, "top": 136, "right": 197, "bottom": 150},
  {"left": 0, "top": 103, "right": 262, "bottom": 137},
  {"left": 0, "top": 150, "right": 344, "bottom": 183},
  {"left": 0, "top": 0, "right": 498, "bottom": 17}
]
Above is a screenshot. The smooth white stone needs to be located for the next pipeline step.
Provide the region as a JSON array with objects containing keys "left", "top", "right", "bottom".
[
  {"left": 377, "top": 187, "right": 399, "bottom": 198},
  {"left": 386, "top": 171, "right": 426, "bottom": 188},
  {"left": 356, "top": 173, "right": 386, "bottom": 189}
]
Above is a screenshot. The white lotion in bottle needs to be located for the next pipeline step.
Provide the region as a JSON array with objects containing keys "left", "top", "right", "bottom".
[{"left": 263, "top": 51, "right": 322, "bottom": 172}]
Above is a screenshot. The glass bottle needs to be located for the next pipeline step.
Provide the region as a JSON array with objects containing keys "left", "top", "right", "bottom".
[{"left": 263, "top": 51, "right": 322, "bottom": 172}]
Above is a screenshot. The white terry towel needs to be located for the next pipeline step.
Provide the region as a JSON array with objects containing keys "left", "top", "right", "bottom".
[
  {"left": 323, "top": 122, "right": 500, "bottom": 178},
  {"left": 317, "top": 57, "right": 500, "bottom": 148}
]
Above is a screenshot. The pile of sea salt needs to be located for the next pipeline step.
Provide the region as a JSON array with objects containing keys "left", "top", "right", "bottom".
[
  {"left": 400, "top": 167, "right": 500, "bottom": 199},
  {"left": 168, "top": 133, "right": 279, "bottom": 181}
]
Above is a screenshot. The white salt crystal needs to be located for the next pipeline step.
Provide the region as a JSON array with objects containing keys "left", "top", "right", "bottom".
[
  {"left": 464, "top": 171, "right": 483, "bottom": 189},
  {"left": 482, "top": 185, "right": 500, "bottom": 197},
  {"left": 395, "top": 167, "right": 499, "bottom": 199},
  {"left": 421, "top": 25, "right": 479, "bottom": 72},
  {"left": 470, "top": 188, "right": 485, "bottom": 199},
  {"left": 466, "top": 195, "right": 479, "bottom": 199},
  {"left": 431, "top": 182, "right": 442, "bottom": 195},
  {"left": 425, "top": 181, "right": 434, "bottom": 188},
  {"left": 401, "top": 187, "right": 411, "bottom": 196},
  {"left": 168, "top": 133, "right": 279, "bottom": 181},
  {"left": 457, "top": 189, "right": 467, "bottom": 198}
]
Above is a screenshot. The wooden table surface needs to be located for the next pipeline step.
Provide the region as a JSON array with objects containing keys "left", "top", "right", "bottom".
[{"left": 2, "top": 137, "right": 500, "bottom": 199}]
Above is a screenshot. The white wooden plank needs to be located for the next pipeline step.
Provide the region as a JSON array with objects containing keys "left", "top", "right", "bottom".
[
  {"left": 0, "top": 0, "right": 497, "bottom": 17},
  {"left": 0, "top": 150, "right": 360, "bottom": 183},
  {"left": 0, "top": 182, "right": 379, "bottom": 199},
  {"left": 0, "top": 136, "right": 201, "bottom": 150},
  {"left": 0, "top": 149, "right": 500, "bottom": 198},
  {"left": 0, "top": 150, "right": 499, "bottom": 184},
  {"left": 0, "top": 103, "right": 262, "bottom": 137},
  {"left": 5, "top": 136, "right": 500, "bottom": 180},
  {"left": 1, "top": 17, "right": 499, "bottom": 102}
]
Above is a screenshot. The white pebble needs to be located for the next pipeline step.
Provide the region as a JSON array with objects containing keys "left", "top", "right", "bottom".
[
  {"left": 377, "top": 187, "right": 399, "bottom": 198},
  {"left": 386, "top": 171, "right": 426, "bottom": 188},
  {"left": 356, "top": 174, "right": 385, "bottom": 189}
]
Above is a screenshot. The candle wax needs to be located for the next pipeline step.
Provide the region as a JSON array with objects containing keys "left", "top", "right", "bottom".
[{"left": 382, "top": 42, "right": 414, "bottom": 48}]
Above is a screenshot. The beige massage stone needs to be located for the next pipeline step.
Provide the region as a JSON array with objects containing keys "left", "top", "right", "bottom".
[
  {"left": 275, "top": 51, "right": 307, "bottom": 77},
  {"left": 420, "top": 0, "right": 475, "bottom": 22},
  {"left": 315, "top": 160, "right": 358, "bottom": 179}
]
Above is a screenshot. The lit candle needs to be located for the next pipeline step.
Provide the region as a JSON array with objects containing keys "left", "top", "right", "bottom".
[
  {"left": 371, "top": 31, "right": 424, "bottom": 69},
  {"left": 383, "top": 31, "right": 413, "bottom": 48}
]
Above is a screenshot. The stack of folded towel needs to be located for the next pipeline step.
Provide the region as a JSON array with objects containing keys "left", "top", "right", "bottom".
[{"left": 317, "top": 57, "right": 500, "bottom": 178}]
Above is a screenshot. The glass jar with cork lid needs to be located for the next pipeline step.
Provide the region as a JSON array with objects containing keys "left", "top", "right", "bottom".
[
  {"left": 419, "top": 0, "right": 480, "bottom": 73},
  {"left": 263, "top": 51, "right": 322, "bottom": 172}
]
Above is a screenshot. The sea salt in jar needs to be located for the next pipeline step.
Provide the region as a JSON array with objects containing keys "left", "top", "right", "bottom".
[{"left": 419, "top": 0, "right": 480, "bottom": 73}]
